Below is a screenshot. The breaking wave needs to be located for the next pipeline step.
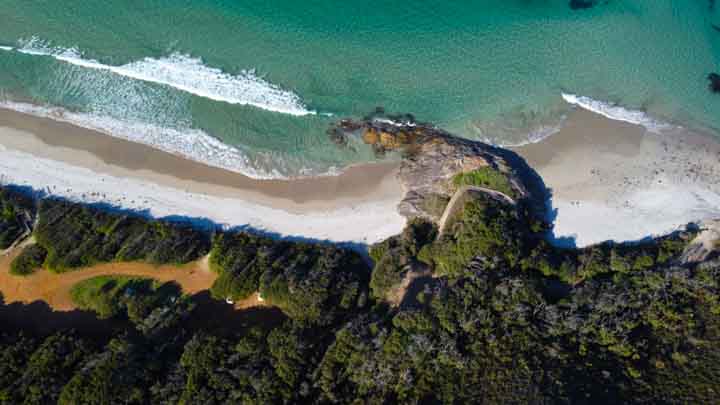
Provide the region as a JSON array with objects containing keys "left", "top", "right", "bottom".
[
  {"left": 561, "top": 93, "right": 670, "bottom": 133},
  {"left": 0, "top": 100, "right": 289, "bottom": 179},
  {"left": 1, "top": 37, "right": 315, "bottom": 116}
]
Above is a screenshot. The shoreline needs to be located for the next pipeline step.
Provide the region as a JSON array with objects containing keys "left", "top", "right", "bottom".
[
  {"left": 3, "top": 103, "right": 720, "bottom": 247},
  {"left": 0, "top": 108, "right": 407, "bottom": 244},
  {"left": 515, "top": 108, "right": 720, "bottom": 246},
  {"left": 0, "top": 107, "right": 401, "bottom": 209}
]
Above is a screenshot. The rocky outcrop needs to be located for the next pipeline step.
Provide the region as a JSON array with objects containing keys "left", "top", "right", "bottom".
[
  {"left": 329, "top": 115, "right": 547, "bottom": 222},
  {"left": 681, "top": 219, "right": 720, "bottom": 264}
]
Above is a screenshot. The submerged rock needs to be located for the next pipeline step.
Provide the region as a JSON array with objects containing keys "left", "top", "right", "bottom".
[
  {"left": 569, "top": 0, "right": 596, "bottom": 10},
  {"left": 709, "top": 73, "right": 720, "bottom": 93}
]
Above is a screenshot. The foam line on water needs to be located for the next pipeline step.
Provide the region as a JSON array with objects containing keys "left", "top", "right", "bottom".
[
  {"left": 0, "top": 100, "right": 290, "bottom": 179},
  {"left": 2, "top": 37, "right": 315, "bottom": 116},
  {"left": 561, "top": 93, "right": 670, "bottom": 133}
]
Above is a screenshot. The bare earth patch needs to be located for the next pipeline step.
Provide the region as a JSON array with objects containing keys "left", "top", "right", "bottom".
[{"left": 0, "top": 251, "right": 217, "bottom": 311}]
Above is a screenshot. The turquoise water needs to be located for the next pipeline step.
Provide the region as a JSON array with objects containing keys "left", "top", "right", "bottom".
[{"left": 0, "top": 0, "right": 718, "bottom": 177}]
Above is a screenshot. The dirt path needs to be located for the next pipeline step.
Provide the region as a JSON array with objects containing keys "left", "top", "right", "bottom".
[{"left": 0, "top": 251, "right": 218, "bottom": 311}]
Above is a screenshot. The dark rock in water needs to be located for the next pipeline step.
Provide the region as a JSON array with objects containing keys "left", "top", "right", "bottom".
[
  {"left": 326, "top": 127, "right": 348, "bottom": 148},
  {"left": 709, "top": 73, "right": 720, "bottom": 93},
  {"left": 569, "top": 0, "right": 596, "bottom": 10}
]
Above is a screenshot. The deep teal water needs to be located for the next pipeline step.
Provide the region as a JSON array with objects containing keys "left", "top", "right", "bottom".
[{"left": 0, "top": 0, "right": 718, "bottom": 177}]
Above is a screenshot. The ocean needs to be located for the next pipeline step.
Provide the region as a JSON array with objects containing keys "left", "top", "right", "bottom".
[{"left": 0, "top": 0, "right": 718, "bottom": 178}]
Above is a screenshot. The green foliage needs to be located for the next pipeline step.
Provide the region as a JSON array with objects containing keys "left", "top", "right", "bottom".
[
  {"left": 521, "top": 232, "right": 695, "bottom": 284},
  {"left": 70, "top": 276, "right": 183, "bottom": 324},
  {"left": 419, "top": 192, "right": 451, "bottom": 219},
  {"left": 208, "top": 232, "right": 272, "bottom": 301},
  {"left": 210, "top": 230, "right": 371, "bottom": 325},
  {"left": 59, "top": 338, "right": 153, "bottom": 405},
  {"left": 34, "top": 199, "right": 210, "bottom": 272},
  {"left": 260, "top": 244, "right": 369, "bottom": 325},
  {"left": 452, "top": 166, "right": 516, "bottom": 198},
  {"left": 369, "top": 219, "right": 437, "bottom": 300},
  {"left": 0, "top": 188, "right": 34, "bottom": 250},
  {"left": 0, "top": 180, "right": 715, "bottom": 404},
  {"left": 419, "top": 195, "right": 524, "bottom": 277},
  {"left": 9, "top": 244, "right": 47, "bottom": 276}
]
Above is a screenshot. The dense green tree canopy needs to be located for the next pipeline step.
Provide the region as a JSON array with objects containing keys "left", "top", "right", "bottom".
[{"left": 0, "top": 186, "right": 717, "bottom": 403}]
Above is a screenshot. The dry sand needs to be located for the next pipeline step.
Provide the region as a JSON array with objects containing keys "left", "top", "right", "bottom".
[
  {"left": 0, "top": 108, "right": 402, "bottom": 212},
  {"left": 515, "top": 109, "right": 720, "bottom": 246}
]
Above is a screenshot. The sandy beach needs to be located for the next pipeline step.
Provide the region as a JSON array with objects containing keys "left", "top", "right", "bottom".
[
  {"left": 515, "top": 108, "right": 720, "bottom": 246},
  {"left": 0, "top": 108, "right": 407, "bottom": 245},
  {"left": 2, "top": 104, "right": 720, "bottom": 248}
]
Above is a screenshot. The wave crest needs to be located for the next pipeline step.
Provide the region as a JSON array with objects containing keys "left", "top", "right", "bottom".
[
  {"left": 0, "top": 100, "right": 288, "bottom": 179},
  {"left": 2, "top": 37, "right": 315, "bottom": 116},
  {"left": 561, "top": 93, "right": 670, "bottom": 133}
]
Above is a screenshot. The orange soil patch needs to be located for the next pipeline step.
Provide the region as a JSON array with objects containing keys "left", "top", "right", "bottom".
[
  {"left": 0, "top": 250, "right": 217, "bottom": 311},
  {"left": 233, "top": 292, "right": 271, "bottom": 311}
]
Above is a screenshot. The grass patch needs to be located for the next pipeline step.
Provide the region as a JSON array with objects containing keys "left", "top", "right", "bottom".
[
  {"left": 9, "top": 244, "right": 47, "bottom": 276},
  {"left": 70, "top": 275, "right": 181, "bottom": 322},
  {"left": 452, "top": 167, "right": 516, "bottom": 199}
]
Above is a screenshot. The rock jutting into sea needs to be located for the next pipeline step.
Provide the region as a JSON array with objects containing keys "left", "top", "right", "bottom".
[{"left": 328, "top": 114, "right": 548, "bottom": 224}]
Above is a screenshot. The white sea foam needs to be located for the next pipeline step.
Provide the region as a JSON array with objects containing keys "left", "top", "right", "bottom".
[
  {"left": 373, "top": 118, "right": 418, "bottom": 127},
  {"left": 561, "top": 93, "right": 670, "bottom": 133},
  {"left": 0, "top": 46, "right": 12, "bottom": 51},
  {"left": 2, "top": 37, "right": 315, "bottom": 116},
  {"left": 0, "top": 100, "right": 288, "bottom": 179}
]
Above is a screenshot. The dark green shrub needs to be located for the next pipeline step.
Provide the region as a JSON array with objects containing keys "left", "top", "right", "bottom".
[
  {"left": 452, "top": 167, "right": 516, "bottom": 198},
  {"left": 70, "top": 276, "right": 182, "bottom": 323},
  {"left": 0, "top": 188, "right": 35, "bottom": 250},
  {"left": 9, "top": 244, "right": 47, "bottom": 276},
  {"left": 419, "top": 195, "right": 524, "bottom": 277},
  {"left": 35, "top": 199, "right": 210, "bottom": 272}
]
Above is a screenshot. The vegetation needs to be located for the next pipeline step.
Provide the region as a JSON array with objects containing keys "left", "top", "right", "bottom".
[
  {"left": 210, "top": 231, "right": 370, "bottom": 326},
  {"left": 0, "top": 186, "right": 717, "bottom": 403},
  {"left": 369, "top": 219, "right": 436, "bottom": 299},
  {"left": 418, "top": 193, "right": 450, "bottom": 219},
  {"left": 0, "top": 188, "right": 34, "bottom": 249},
  {"left": 70, "top": 276, "right": 185, "bottom": 325},
  {"left": 34, "top": 199, "right": 210, "bottom": 272},
  {"left": 9, "top": 244, "right": 47, "bottom": 276},
  {"left": 419, "top": 194, "right": 526, "bottom": 276},
  {"left": 451, "top": 166, "right": 517, "bottom": 198}
]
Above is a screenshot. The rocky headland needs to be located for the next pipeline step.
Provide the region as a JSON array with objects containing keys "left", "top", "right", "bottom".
[{"left": 328, "top": 114, "right": 547, "bottom": 224}]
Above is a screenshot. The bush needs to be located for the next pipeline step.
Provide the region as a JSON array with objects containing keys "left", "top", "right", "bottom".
[
  {"left": 35, "top": 199, "right": 210, "bottom": 272},
  {"left": 9, "top": 245, "right": 47, "bottom": 276},
  {"left": 452, "top": 167, "right": 516, "bottom": 198},
  {"left": 369, "top": 219, "right": 437, "bottom": 299},
  {"left": 0, "top": 188, "right": 35, "bottom": 249},
  {"left": 70, "top": 276, "right": 182, "bottom": 323},
  {"left": 419, "top": 195, "right": 524, "bottom": 277},
  {"left": 208, "top": 232, "right": 272, "bottom": 301},
  {"left": 210, "top": 230, "right": 371, "bottom": 325}
]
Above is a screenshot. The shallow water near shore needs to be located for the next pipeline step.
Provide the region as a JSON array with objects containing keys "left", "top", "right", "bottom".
[{"left": 1, "top": 0, "right": 719, "bottom": 177}]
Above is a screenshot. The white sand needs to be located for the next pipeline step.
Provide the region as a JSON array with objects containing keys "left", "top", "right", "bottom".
[
  {"left": 516, "top": 109, "right": 720, "bottom": 247},
  {"left": 0, "top": 143, "right": 406, "bottom": 245}
]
